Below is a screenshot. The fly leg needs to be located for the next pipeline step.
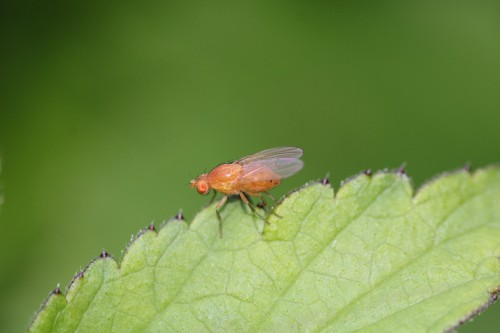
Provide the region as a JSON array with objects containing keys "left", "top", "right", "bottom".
[
  {"left": 257, "top": 194, "right": 280, "bottom": 216},
  {"left": 256, "top": 195, "right": 269, "bottom": 217},
  {"left": 239, "top": 192, "right": 268, "bottom": 223},
  {"left": 256, "top": 194, "right": 270, "bottom": 214},
  {"left": 263, "top": 191, "right": 282, "bottom": 218},
  {"left": 208, "top": 190, "right": 217, "bottom": 205},
  {"left": 216, "top": 196, "right": 228, "bottom": 237},
  {"left": 258, "top": 194, "right": 268, "bottom": 208},
  {"left": 264, "top": 191, "right": 277, "bottom": 203}
]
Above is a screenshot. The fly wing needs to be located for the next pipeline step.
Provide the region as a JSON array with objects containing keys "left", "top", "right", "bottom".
[
  {"left": 237, "top": 147, "right": 303, "bottom": 165},
  {"left": 238, "top": 147, "right": 304, "bottom": 183},
  {"left": 240, "top": 159, "right": 304, "bottom": 182}
]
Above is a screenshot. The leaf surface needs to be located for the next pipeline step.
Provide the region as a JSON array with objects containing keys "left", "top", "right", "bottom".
[{"left": 30, "top": 167, "right": 500, "bottom": 332}]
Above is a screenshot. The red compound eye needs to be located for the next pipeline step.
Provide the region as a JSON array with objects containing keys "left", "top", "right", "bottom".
[{"left": 197, "top": 181, "right": 210, "bottom": 195}]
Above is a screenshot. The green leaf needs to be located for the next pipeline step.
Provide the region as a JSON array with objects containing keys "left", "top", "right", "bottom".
[{"left": 30, "top": 167, "right": 500, "bottom": 332}]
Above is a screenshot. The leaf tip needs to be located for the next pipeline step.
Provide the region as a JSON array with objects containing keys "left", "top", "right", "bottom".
[
  {"left": 65, "top": 270, "right": 85, "bottom": 294},
  {"left": 30, "top": 283, "right": 67, "bottom": 330},
  {"left": 52, "top": 285, "right": 62, "bottom": 295},
  {"left": 122, "top": 223, "right": 160, "bottom": 261},
  {"left": 99, "top": 250, "right": 111, "bottom": 259},
  {"left": 320, "top": 177, "right": 330, "bottom": 185},
  {"left": 76, "top": 270, "right": 85, "bottom": 279},
  {"left": 277, "top": 179, "right": 329, "bottom": 205},
  {"left": 157, "top": 210, "right": 188, "bottom": 230},
  {"left": 175, "top": 210, "right": 184, "bottom": 221},
  {"left": 394, "top": 163, "right": 412, "bottom": 182},
  {"left": 339, "top": 168, "right": 378, "bottom": 189}
]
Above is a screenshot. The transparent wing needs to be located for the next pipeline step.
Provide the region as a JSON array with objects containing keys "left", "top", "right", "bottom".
[
  {"left": 237, "top": 147, "right": 304, "bottom": 183},
  {"left": 237, "top": 147, "right": 303, "bottom": 165},
  {"left": 239, "top": 159, "right": 304, "bottom": 183}
]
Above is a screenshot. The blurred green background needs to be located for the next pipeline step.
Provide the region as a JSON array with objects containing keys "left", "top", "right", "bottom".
[{"left": 1, "top": 0, "right": 499, "bottom": 331}]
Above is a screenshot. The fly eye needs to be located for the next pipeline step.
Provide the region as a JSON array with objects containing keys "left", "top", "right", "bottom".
[{"left": 197, "top": 182, "right": 210, "bottom": 195}]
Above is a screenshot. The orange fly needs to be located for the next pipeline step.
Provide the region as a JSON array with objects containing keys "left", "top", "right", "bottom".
[{"left": 190, "top": 147, "right": 304, "bottom": 236}]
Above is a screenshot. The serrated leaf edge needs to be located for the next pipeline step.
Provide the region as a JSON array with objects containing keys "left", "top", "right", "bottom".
[{"left": 29, "top": 164, "right": 500, "bottom": 331}]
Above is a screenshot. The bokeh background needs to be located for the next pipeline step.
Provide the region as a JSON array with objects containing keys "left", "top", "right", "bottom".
[{"left": 1, "top": 0, "right": 499, "bottom": 331}]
